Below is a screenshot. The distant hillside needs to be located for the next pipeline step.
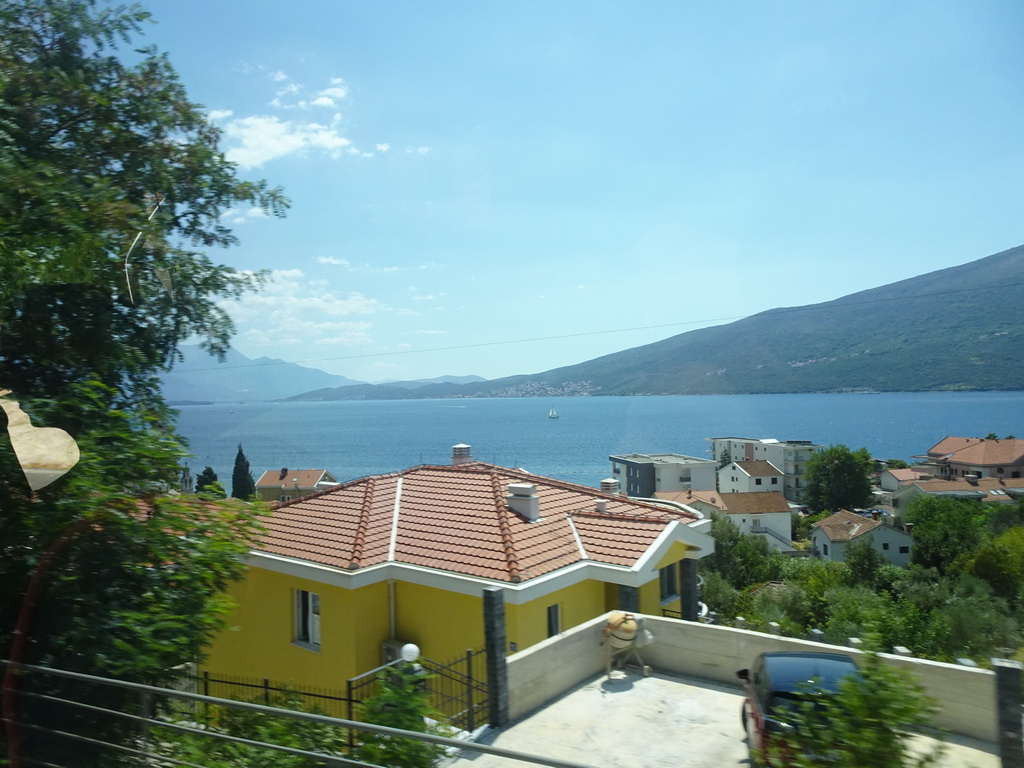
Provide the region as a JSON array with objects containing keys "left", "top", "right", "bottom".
[
  {"left": 160, "top": 346, "right": 364, "bottom": 402},
  {"left": 288, "top": 244, "right": 1024, "bottom": 400}
]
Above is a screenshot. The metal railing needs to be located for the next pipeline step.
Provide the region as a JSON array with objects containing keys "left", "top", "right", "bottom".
[{"left": 2, "top": 660, "right": 596, "bottom": 768}]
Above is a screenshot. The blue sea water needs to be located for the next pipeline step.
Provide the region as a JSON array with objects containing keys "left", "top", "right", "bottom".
[{"left": 174, "top": 392, "right": 1024, "bottom": 491}]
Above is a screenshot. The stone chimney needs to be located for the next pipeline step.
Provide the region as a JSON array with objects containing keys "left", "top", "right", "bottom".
[
  {"left": 506, "top": 483, "right": 540, "bottom": 521},
  {"left": 279, "top": 467, "right": 288, "bottom": 480},
  {"left": 451, "top": 444, "right": 472, "bottom": 466}
]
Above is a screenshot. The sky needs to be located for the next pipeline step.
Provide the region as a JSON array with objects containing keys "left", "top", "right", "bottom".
[{"left": 149, "top": 1, "right": 1023, "bottom": 383}]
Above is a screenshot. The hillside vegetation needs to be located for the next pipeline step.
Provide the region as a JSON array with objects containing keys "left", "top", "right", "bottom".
[{"left": 289, "top": 244, "right": 1024, "bottom": 400}]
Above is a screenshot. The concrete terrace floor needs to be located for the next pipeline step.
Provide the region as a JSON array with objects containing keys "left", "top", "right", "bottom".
[{"left": 447, "top": 670, "right": 1000, "bottom": 768}]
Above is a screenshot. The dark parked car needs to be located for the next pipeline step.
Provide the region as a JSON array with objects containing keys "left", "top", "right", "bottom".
[{"left": 736, "top": 651, "right": 860, "bottom": 765}]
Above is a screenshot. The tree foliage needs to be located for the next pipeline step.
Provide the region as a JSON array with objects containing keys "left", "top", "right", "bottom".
[
  {"left": 197, "top": 465, "right": 225, "bottom": 498},
  {"left": 0, "top": 0, "right": 287, "bottom": 417},
  {"left": 904, "top": 496, "right": 985, "bottom": 575},
  {"left": 803, "top": 445, "right": 873, "bottom": 513},
  {"left": 357, "top": 665, "right": 449, "bottom": 768},
  {"left": 156, "top": 692, "right": 347, "bottom": 767},
  {"left": 232, "top": 443, "right": 256, "bottom": 500},
  {"left": 0, "top": 2, "right": 286, "bottom": 764}
]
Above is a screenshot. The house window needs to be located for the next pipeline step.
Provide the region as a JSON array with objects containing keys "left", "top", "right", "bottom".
[
  {"left": 771, "top": 478, "right": 778, "bottom": 485},
  {"left": 279, "top": 495, "right": 292, "bottom": 502},
  {"left": 295, "top": 590, "right": 320, "bottom": 649},
  {"left": 755, "top": 478, "right": 762, "bottom": 486},
  {"left": 899, "top": 546, "right": 910, "bottom": 554},
  {"left": 659, "top": 563, "right": 679, "bottom": 602},
  {"left": 882, "top": 542, "right": 890, "bottom": 550},
  {"left": 823, "top": 543, "right": 829, "bottom": 556},
  {"left": 1014, "top": 472, "right": 1021, "bottom": 479},
  {"left": 547, "top": 604, "right": 561, "bottom": 637}
]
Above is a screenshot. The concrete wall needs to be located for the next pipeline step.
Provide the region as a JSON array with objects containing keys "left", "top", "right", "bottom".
[{"left": 505, "top": 613, "right": 997, "bottom": 742}]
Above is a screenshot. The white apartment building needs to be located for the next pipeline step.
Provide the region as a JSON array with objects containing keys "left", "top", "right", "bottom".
[{"left": 718, "top": 460, "right": 784, "bottom": 494}]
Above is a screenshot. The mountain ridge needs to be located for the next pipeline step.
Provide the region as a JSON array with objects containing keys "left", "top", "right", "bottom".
[{"left": 287, "top": 243, "right": 1024, "bottom": 400}]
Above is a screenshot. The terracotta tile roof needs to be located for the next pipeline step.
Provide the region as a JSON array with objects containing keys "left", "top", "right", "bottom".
[
  {"left": 910, "top": 476, "right": 1024, "bottom": 502},
  {"left": 925, "top": 436, "right": 982, "bottom": 458},
  {"left": 887, "top": 468, "right": 928, "bottom": 483},
  {"left": 256, "top": 468, "right": 334, "bottom": 489},
  {"left": 260, "top": 462, "right": 698, "bottom": 583},
  {"left": 812, "top": 509, "right": 882, "bottom": 542},
  {"left": 716, "top": 492, "right": 791, "bottom": 515},
  {"left": 940, "top": 439, "right": 1024, "bottom": 467},
  {"left": 731, "top": 460, "right": 782, "bottom": 477},
  {"left": 654, "top": 489, "right": 724, "bottom": 509}
]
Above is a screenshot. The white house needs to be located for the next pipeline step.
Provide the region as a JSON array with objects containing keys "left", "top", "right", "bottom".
[
  {"left": 810, "top": 509, "right": 914, "bottom": 567},
  {"left": 655, "top": 489, "right": 794, "bottom": 551},
  {"left": 707, "top": 437, "right": 822, "bottom": 502},
  {"left": 717, "top": 460, "right": 784, "bottom": 494}
]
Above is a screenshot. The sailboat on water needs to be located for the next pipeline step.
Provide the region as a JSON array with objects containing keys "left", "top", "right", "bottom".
[{"left": 548, "top": 405, "right": 559, "bottom": 419}]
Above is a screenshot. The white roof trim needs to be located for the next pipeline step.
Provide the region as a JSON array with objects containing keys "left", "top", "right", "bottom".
[
  {"left": 566, "top": 514, "right": 588, "bottom": 560},
  {"left": 387, "top": 476, "right": 402, "bottom": 561}
]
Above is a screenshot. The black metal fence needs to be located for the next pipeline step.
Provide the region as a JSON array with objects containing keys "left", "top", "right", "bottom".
[{"left": 345, "top": 647, "right": 488, "bottom": 734}]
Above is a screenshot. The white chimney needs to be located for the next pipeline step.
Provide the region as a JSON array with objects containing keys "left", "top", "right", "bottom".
[
  {"left": 452, "top": 444, "right": 472, "bottom": 465},
  {"left": 595, "top": 499, "right": 608, "bottom": 513},
  {"left": 600, "top": 478, "right": 620, "bottom": 495},
  {"left": 507, "top": 483, "right": 540, "bottom": 521}
]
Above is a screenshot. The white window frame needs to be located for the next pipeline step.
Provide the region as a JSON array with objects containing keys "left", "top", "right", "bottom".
[{"left": 295, "top": 589, "right": 321, "bottom": 650}]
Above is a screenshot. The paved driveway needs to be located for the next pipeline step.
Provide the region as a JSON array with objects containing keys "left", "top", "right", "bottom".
[{"left": 446, "top": 670, "right": 999, "bottom": 768}]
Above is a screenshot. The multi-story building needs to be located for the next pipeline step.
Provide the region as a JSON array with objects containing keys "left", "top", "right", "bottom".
[
  {"left": 706, "top": 437, "right": 823, "bottom": 502},
  {"left": 914, "top": 436, "right": 1024, "bottom": 481},
  {"left": 607, "top": 453, "right": 717, "bottom": 498}
]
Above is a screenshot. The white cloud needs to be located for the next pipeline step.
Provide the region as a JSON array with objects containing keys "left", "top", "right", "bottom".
[
  {"left": 226, "top": 270, "right": 386, "bottom": 350},
  {"left": 316, "top": 256, "right": 404, "bottom": 273},
  {"left": 222, "top": 206, "right": 270, "bottom": 224},
  {"left": 317, "top": 256, "right": 352, "bottom": 267},
  {"left": 208, "top": 109, "right": 233, "bottom": 121},
  {"left": 223, "top": 115, "right": 351, "bottom": 168},
  {"left": 271, "top": 70, "right": 289, "bottom": 82},
  {"left": 411, "top": 293, "right": 444, "bottom": 301},
  {"left": 311, "top": 96, "right": 335, "bottom": 108},
  {"left": 376, "top": 143, "right": 391, "bottom": 153},
  {"left": 414, "top": 329, "right": 447, "bottom": 335}
]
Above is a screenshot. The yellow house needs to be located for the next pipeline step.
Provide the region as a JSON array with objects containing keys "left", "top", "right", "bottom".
[{"left": 203, "top": 445, "right": 714, "bottom": 690}]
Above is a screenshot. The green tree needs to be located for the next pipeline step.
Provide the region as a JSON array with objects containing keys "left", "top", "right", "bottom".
[
  {"left": 0, "top": 1, "right": 285, "bottom": 764},
  {"left": 765, "top": 642, "right": 942, "bottom": 768},
  {"left": 964, "top": 526, "right": 1024, "bottom": 605},
  {"left": 904, "top": 496, "right": 985, "bottom": 575},
  {"left": 803, "top": 445, "right": 874, "bottom": 513},
  {"left": 232, "top": 443, "right": 257, "bottom": 500},
  {"left": 0, "top": 0, "right": 287, "bottom": 420},
  {"left": 197, "top": 465, "right": 226, "bottom": 498},
  {"left": 844, "top": 537, "right": 886, "bottom": 589},
  {"left": 358, "top": 665, "right": 449, "bottom": 768},
  {"left": 699, "top": 513, "right": 783, "bottom": 590},
  {"left": 157, "top": 692, "right": 347, "bottom": 767},
  {"left": 884, "top": 459, "right": 910, "bottom": 470}
]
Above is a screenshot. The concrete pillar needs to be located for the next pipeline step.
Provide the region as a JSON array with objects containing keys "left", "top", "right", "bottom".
[
  {"left": 808, "top": 628, "right": 825, "bottom": 643},
  {"left": 735, "top": 617, "right": 746, "bottom": 629},
  {"left": 483, "top": 587, "right": 509, "bottom": 728},
  {"left": 992, "top": 659, "right": 1024, "bottom": 768},
  {"left": 768, "top": 622, "right": 781, "bottom": 636},
  {"left": 680, "top": 559, "right": 699, "bottom": 621},
  {"left": 617, "top": 585, "right": 639, "bottom": 613},
  {"left": 849, "top": 637, "right": 863, "bottom": 650},
  {"left": 892, "top": 646, "right": 911, "bottom": 657}
]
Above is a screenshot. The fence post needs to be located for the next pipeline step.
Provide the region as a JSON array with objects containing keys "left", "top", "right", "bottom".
[
  {"left": 483, "top": 587, "right": 509, "bottom": 728},
  {"left": 138, "top": 690, "right": 152, "bottom": 755},
  {"left": 680, "top": 559, "right": 699, "bottom": 621},
  {"left": 992, "top": 659, "right": 1024, "bottom": 768},
  {"left": 347, "top": 678, "right": 356, "bottom": 750},
  {"left": 465, "top": 648, "right": 475, "bottom": 733},
  {"left": 202, "top": 669, "right": 210, "bottom": 726}
]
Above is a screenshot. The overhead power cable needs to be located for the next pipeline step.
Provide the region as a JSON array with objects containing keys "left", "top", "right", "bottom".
[{"left": 165, "top": 277, "right": 1024, "bottom": 375}]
